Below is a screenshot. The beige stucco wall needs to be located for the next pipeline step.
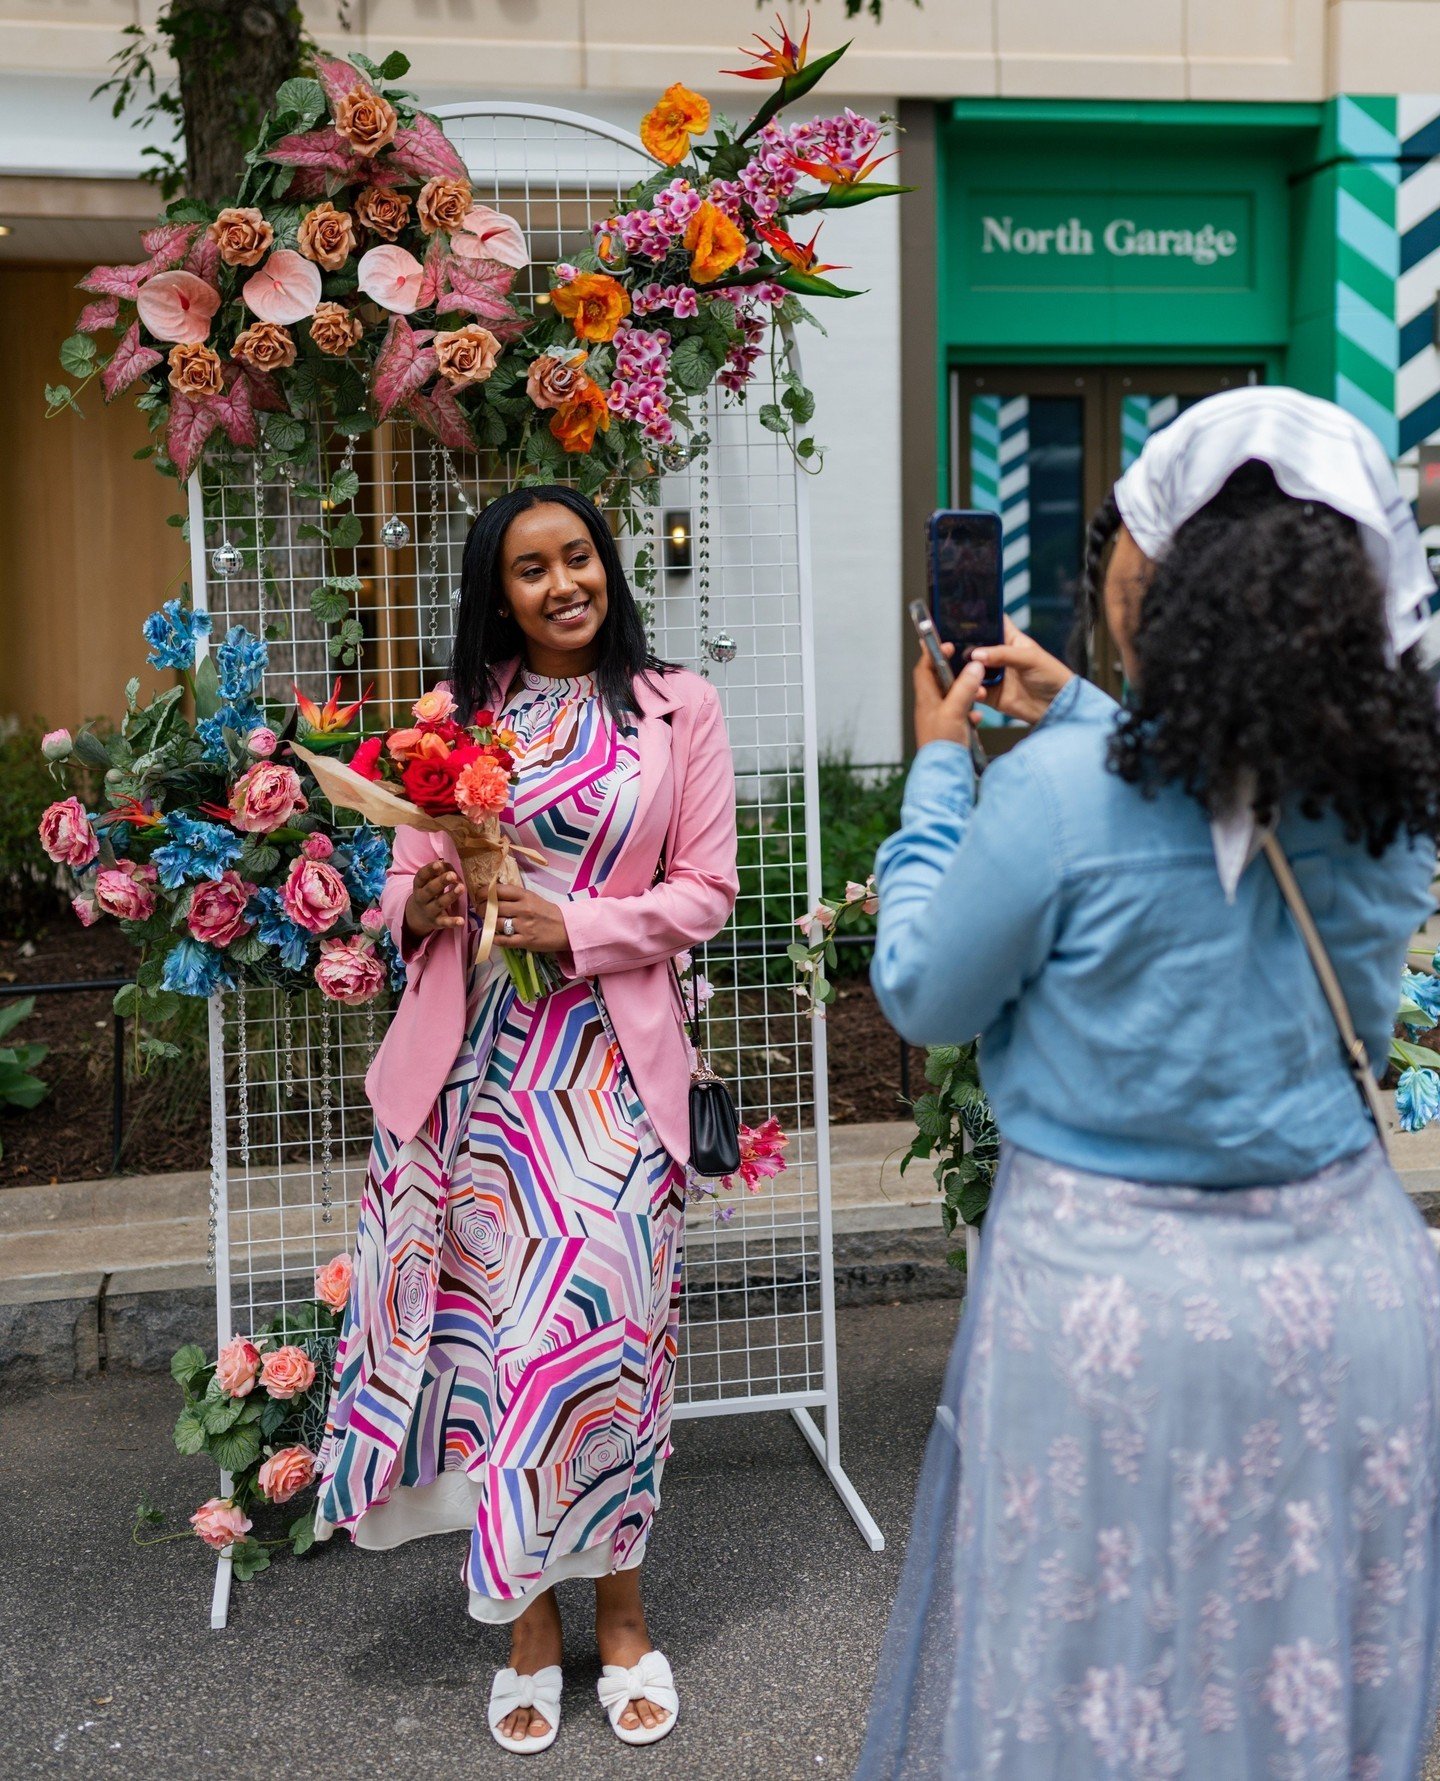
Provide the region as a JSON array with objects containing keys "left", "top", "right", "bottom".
[{"left": 0, "top": 0, "right": 1425, "bottom": 106}]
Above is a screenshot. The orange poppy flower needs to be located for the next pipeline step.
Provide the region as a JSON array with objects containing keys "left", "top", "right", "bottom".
[
  {"left": 549, "top": 377, "right": 611, "bottom": 454},
  {"left": 640, "top": 83, "right": 711, "bottom": 167},
  {"left": 684, "top": 201, "right": 748, "bottom": 285},
  {"left": 551, "top": 271, "right": 632, "bottom": 343}
]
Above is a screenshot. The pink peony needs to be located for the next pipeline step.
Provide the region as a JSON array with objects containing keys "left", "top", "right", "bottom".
[
  {"left": 356, "top": 244, "right": 425, "bottom": 313},
  {"left": 260, "top": 1343, "right": 316, "bottom": 1400},
  {"left": 359, "top": 905, "right": 385, "bottom": 936},
  {"left": 256, "top": 1444, "right": 315, "bottom": 1505},
  {"left": 242, "top": 249, "right": 323, "bottom": 325},
  {"left": 186, "top": 870, "right": 255, "bottom": 947},
  {"left": 190, "top": 1497, "right": 252, "bottom": 1551},
  {"left": 314, "top": 935, "right": 386, "bottom": 1005},
  {"left": 229, "top": 761, "right": 306, "bottom": 834},
  {"left": 246, "top": 727, "right": 277, "bottom": 758},
  {"left": 71, "top": 896, "right": 99, "bottom": 927},
  {"left": 39, "top": 797, "right": 98, "bottom": 868},
  {"left": 41, "top": 728, "right": 72, "bottom": 761},
  {"left": 314, "top": 1252, "right": 353, "bottom": 1311},
  {"left": 214, "top": 1335, "right": 262, "bottom": 1398},
  {"left": 94, "top": 860, "right": 158, "bottom": 922},
  {"left": 281, "top": 856, "right": 350, "bottom": 934},
  {"left": 135, "top": 270, "right": 220, "bottom": 344},
  {"left": 301, "top": 833, "right": 334, "bottom": 861},
  {"left": 452, "top": 205, "right": 529, "bottom": 269}
]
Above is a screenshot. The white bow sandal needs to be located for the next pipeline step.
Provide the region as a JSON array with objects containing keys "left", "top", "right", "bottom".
[
  {"left": 488, "top": 1665, "right": 563, "bottom": 1755},
  {"left": 596, "top": 1649, "right": 679, "bottom": 1747}
]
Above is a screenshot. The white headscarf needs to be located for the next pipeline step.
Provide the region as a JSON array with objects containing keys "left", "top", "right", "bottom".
[{"left": 1112, "top": 386, "right": 1438, "bottom": 897}]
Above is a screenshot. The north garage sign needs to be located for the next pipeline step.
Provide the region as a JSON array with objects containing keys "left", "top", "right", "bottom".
[{"left": 965, "top": 193, "right": 1253, "bottom": 291}]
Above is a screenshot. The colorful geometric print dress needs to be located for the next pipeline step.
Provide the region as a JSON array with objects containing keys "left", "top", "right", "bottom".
[{"left": 314, "top": 670, "right": 688, "bottom": 1622}]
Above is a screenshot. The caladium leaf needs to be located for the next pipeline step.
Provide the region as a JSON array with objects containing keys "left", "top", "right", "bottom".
[
  {"left": 280, "top": 167, "right": 337, "bottom": 202},
  {"left": 437, "top": 256, "right": 526, "bottom": 337},
  {"left": 76, "top": 295, "right": 120, "bottom": 334},
  {"left": 238, "top": 366, "right": 288, "bottom": 414},
  {"left": 311, "top": 50, "right": 373, "bottom": 111},
  {"left": 267, "top": 126, "right": 360, "bottom": 173},
  {"left": 140, "top": 222, "right": 200, "bottom": 270},
  {"left": 78, "top": 259, "right": 149, "bottom": 299},
  {"left": 101, "top": 322, "right": 162, "bottom": 401},
  {"left": 416, "top": 237, "right": 446, "bottom": 310},
  {"left": 212, "top": 368, "right": 260, "bottom": 450},
  {"left": 184, "top": 230, "right": 220, "bottom": 282},
  {"left": 407, "top": 379, "right": 478, "bottom": 453},
  {"left": 372, "top": 315, "right": 438, "bottom": 419},
  {"left": 166, "top": 392, "right": 222, "bottom": 479},
  {"left": 388, "top": 115, "right": 467, "bottom": 181}
]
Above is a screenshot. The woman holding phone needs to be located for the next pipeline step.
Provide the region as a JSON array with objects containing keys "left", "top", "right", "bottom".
[{"left": 859, "top": 389, "right": 1440, "bottom": 1779}]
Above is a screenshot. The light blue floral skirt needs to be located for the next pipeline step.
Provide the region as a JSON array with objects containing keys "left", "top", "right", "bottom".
[{"left": 857, "top": 1143, "right": 1440, "bottom": 1780}]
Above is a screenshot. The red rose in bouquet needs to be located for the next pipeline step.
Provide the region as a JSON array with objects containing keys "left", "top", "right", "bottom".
[{"left": 400, "top": 742, "right": 482, "bottom": 814}]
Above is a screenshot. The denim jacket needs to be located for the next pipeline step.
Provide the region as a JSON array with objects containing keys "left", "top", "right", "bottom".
[{"left": 872, "top": 678, "right": 1436, "bottom": 1186}]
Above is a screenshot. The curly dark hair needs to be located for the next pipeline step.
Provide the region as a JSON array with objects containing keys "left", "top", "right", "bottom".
[{"left": 1079, "top": 460, "right": 1440, "bottom": 854}]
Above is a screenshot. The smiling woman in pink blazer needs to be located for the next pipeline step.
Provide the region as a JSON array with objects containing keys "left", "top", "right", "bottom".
[{"left": 313, "top": 485, "right": 738, "bottom": 1755}]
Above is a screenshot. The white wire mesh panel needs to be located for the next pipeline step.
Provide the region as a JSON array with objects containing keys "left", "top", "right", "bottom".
[{"left": 199, "top": 105, "right": 831, "bottom": 1414}]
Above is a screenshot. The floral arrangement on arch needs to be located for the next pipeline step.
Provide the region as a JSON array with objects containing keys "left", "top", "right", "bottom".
[
  {"left": 49, "top": 22, "right": 904, "bottom": 521},
  {"left": 35, "top": 601, "right": 399, "bottom": 1028}
]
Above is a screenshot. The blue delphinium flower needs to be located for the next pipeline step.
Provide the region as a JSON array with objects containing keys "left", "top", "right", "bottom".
[
  {"left": 161, "top": 938, "right": 235, "bottom": 998},
  {"left": 1396, "top": 1066, "right": 1440, "bottom": 1133},
  {"left": 1402, "top": 968, "right": 1440, "bottom": 1028},
  {"left": 341, "top": 824, "right": 390, "bottom": 904},
  {"left": 143, "top": 599, "right": 211, "bottom": 671},
  {"left": 215, "top": 626, "right": 268, "bottom": 705},
  {"left": 150, "top": 812, "right": 243, "bottom": 888},
  {"left": 197, "top": 701, "right": 266, "bottom": 763},
  {"left": 377, "top": 928, "right": 406, "bottom": 993},
  {"left": 251, "top": 887, "right": 313, "bottom": 973}
]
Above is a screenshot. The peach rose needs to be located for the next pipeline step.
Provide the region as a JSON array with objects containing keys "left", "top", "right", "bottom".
[
  {"left": 215, "top": 1335, "right": 261, "bottom": 1398},
  {"left": 685, "top": 200, "right": 747, "bottom": 285},
  {"left": 297, "top": 201, "right": 356, "bottom": 272},
  {"left": 314, "top": 1252, "right": 353, "bottom": 1311},
  {"left": 229, "top": 761, "right": 307, "bottom": 834},
  {"left": 434, "top": 323, "right": 502, "bottom": 388},
  {"left": 208, "top": 207, "right": 274, "bottom": 268},
  {"left": 256, "top": 1445, "right": 315, "bottom": 1505},
  {"left": 335, "top": 87, "right": 398, "bottom": 157},
  {"left": 551, "top": 272, "right": 631, "bottom": 344},
  {"left": 416, "top": 176, "right": 473, "bottom": 235},
  {"left": 526, "top": 347, "right": 588, "bottom": 412},
  {"left": 309, "top": 302, "right": 364, "bottom": 357},
  {"left": 354, "top": 185, "right": 411, "bottom": 240},
  {"left": 94, "top": 860, "right": 158, "bottom": 922},
  {"left": 38, "top": 797, "right": 97, "bottom": 868},
  {"left": 549, "top": 377, "right": 610, "bottom": 454},
  {"left": 260, "top": 1343, "right": 317, "bottom": 1400},
  {"left": 167, "top": 341, "right": 224, "bottom": 397},
  {"left": 455, "top": 754, "right": 510, "bottom": 817},
  {"left": 190, "top": 1497, "right": 252, "bottom": 1551},
  {"left": 640, "top": 83, "right": 711, "bottom": 167},
  {"left": 314, "top": 935, "right": 387, "bottom": 1006},
  {"left": 280, "top": 856, "right": 350, "bottom": 934},
  {"left": 412, "top": 688, "right": 457, "bottom": 723},
  {"left": 231, "top": 321, "right": 296, "bottom": 374}
]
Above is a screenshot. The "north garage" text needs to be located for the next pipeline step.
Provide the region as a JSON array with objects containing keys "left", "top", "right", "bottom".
[{"left": 980, "top": 214, "right": 1238, "bottom": 267}]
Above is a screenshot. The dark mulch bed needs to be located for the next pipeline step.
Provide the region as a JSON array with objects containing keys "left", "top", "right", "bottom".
[
  {"left": 1, "top": 920, "right": 210, "bottom": 1187},
  {"left": 825, "top": 972, "right": 926, "bottom": 1126}
]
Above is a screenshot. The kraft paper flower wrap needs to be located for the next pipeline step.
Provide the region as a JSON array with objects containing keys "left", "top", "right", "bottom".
[{"left": 291, "top": 737, "right": 553, "bottom": 1001}]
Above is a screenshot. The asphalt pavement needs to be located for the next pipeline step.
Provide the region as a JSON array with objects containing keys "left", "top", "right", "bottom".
[{"left": 0, "top": 1298, "right": 954, "bottom": 1781}]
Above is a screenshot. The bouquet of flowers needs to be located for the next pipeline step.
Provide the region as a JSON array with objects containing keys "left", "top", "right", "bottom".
[
  {"left": 36, "top": 601, "right": 400, "bottom": 1030},
  {"left": 293, "top": 686, "right": 553, "bottom": 1002}
]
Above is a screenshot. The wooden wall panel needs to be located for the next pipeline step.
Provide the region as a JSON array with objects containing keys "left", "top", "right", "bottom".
[{"left": 0, "top": 263, "right": 183, "bottom": 728}]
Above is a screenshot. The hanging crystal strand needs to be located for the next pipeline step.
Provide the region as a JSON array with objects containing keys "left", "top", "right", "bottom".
[
  {"left": 637, "top": 500, "right": 656, "bottom": 640},
  {"left": 426, "top": 439, "right": 442, "bottom": 652},
  {"left": 282, "top": 998, "right": 296, "bottom": 1099},
  {"left": 319, "top": 997, "right": 335, "bottom": 1225},
  {"left": 236, "top": 992, "right": 251, "bottom": 1168},
  {"left": 696, "top": 441, "right": 713, "bottom": 669},
  {"left": 442, "top": 447, "right": 478, "bottom": 519},
  {"left": 364, "top": 998, "right": 378, "bottom": 1062},
  {"left": 252, "top": 466, "right": 268, "bottom": 630}
]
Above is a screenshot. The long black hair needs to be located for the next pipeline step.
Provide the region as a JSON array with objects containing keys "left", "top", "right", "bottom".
[
  {"left": 1080, "top": 459, "right": 1440, "bottom": 854},
  {"left": 449, "top": 483, "right": 666, "bottom": 723}
]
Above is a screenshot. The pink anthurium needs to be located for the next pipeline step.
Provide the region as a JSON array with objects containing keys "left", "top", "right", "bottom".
[
  {"left": 134, "top": 270, "right": 220, "bottom": 344},
  {"left": 452, "top": 205, "right": 529, "bottom": 269},
  {"left": 357, "top": 243, "right": 426, "bottom": 314},
  {"left": 242, "top": 249, "right": 323, "bottom": 325}
]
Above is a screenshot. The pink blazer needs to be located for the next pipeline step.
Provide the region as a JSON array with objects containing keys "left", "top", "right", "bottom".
[{"left": 364, "top": 660, "right": 740, "bottom": 1163}]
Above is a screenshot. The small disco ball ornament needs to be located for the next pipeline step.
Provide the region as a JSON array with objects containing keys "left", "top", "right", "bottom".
[
  {"left": 707, "top": 632, "right": 738, "bottom": 664},
  {"left": 658, "top": 443, "right": 690, "bottom": 474},
  {"left": 210, "top": 540, "right": 243, "bottom": 577},
  {"left": 380, "top": 515, "right": 411, "bottom": 550}
]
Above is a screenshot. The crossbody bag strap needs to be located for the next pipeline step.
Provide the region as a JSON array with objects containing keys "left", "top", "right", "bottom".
[
  {"left": 1261, "top": 832, "right": 1388, "bottom": 1136},
  {"left": 655, "top": 841, "right": 714, "bottom": 1074}
]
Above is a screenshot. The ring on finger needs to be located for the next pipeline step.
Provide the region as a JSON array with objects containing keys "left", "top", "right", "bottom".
[{"left": 501, "top": 917, "right": 516, "bottom": 937}]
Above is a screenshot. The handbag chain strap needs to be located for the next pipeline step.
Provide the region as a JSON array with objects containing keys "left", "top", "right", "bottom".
[
  {"left": 1261, "top": 833, "right": 1388, "bottom": 1136},
  {"left": 655, "top": 841, "right": 719, "bottom": 1082}
]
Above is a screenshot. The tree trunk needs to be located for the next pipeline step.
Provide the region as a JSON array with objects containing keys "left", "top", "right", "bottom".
[{"left": 169, "top": 0, "right": 303, "bottom": 206}]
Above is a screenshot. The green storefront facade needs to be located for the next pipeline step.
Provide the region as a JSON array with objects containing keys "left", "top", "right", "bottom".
[{"left": 908, "top": 95, "right": 1432, "bottom": 668}]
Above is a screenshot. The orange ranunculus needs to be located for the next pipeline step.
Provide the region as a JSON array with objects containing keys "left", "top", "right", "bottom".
[
  {"left": 549, "top": 377, "right": 610, "bottom": 455},
  {"left": 550, "top": 272, "right": 631, "bottom": 344},
  {"left": 685, "top": 201, "right": 748, "bottom": 285},
  {"left": 639, "top": 83, "right": 710, "bottom": 167}
]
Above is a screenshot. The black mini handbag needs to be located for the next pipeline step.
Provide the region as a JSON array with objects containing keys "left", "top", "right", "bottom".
[{"left": 668, "top": 955, "right": 741, "bottom": 1177}]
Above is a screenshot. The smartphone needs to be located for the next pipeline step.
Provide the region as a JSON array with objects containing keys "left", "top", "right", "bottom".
[
  {"left": 927, "top": 509, "right": 1004, "bottom": 687},
  {"left": 908, "top": 597, "right": 989, "bottom": 778}
]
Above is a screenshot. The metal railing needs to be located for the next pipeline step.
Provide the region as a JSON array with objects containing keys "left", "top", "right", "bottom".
[{"left": 0, "top": 976, "right": 131, "bottom": 1173}]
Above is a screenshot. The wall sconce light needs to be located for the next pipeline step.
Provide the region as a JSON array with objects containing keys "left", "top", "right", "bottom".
[{"left": 663, "top": 509, "right": 693, "bottom": 573}]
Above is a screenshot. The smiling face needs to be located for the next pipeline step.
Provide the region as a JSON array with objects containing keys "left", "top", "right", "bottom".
[{"left": 499, "top": 501, "right": 610, "bottom": 677}]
